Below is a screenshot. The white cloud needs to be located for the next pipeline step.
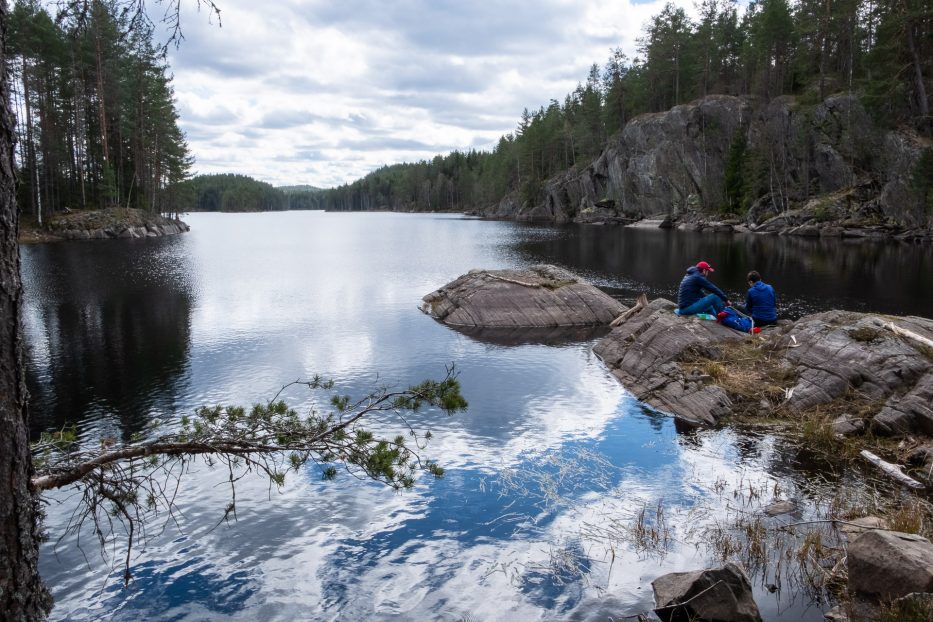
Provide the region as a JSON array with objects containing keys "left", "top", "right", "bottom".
[{"left": 167, "top": 0, "right": 699, "bottom": 188}]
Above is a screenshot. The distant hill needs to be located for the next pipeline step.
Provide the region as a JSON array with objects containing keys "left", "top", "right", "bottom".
[
  {"left": 178, "top": 174, "right": 285, "bottom": 212},
  {"left": 175, "top": 175, "right": 328, "bottom": 212},
  {"left": 278, "top": 185, "right": 325, "bottom": 194}
]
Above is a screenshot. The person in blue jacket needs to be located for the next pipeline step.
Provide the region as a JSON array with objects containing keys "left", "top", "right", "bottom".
[
  {"left": 677, "top": 261, "right": 730, "bottom": 316},
  {"left": 739, "top": 270, "right": 778, "bottom": 326}
]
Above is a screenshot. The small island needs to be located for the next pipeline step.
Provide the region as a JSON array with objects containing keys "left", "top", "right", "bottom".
[{"left": 18, "top": 208, "right": 189, "bottom": 243}]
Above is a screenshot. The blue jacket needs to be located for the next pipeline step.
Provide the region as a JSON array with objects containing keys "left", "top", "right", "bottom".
[
  {"left": 677, "top": 266, "right": 728, "bottom": 309},
  {"left": 745, "top": 281, "right": 777, "bottom": 321}
]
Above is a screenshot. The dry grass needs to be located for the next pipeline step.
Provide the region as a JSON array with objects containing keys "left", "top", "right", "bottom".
[
  {"left": 877, "top": 595, "right": 933, "bottom": 622},
  {"left": 630, "top": 500, "right": 672, "bottom": 553},
  {"left": 886, "top": 498, "right": 931, "bottom": 536},
  {"left": 679, "top": 338, "right": 798, "bottom": 414},
  {"left": 848, "top": 327, "right": 883, "bottom": 343},
  {"left": 677, "top": 338, "right": 910, "bottom": 465},
  {"left": 786, "top": 393, "right": 886, "bottom": 460}
]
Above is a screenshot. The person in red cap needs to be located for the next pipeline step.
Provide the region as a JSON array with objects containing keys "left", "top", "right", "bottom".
[{"left": 676, "top": 261, "right": 730, "bottom": 316}]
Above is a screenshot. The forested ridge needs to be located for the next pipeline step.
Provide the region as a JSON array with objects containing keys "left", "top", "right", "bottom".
[
  {"left": 318, "top": 0, "right": 933, "bottom": 221},
  {"left": 176, "top": 174, "right": 325, "bottom": 212}
]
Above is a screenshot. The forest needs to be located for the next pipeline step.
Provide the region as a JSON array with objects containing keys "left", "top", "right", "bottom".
[
  {"left": 175, "top": 174, "right": 326, "bottom": 212},
  {"left": 8, "top": 0, "right": 191, "bottom": 224},
  {"left": 318, "top": 0, "right": 932, "bottom": 214}
]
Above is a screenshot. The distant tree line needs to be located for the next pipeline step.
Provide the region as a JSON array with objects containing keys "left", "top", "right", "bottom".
[
  {"left": 7, "top": 0, "right": 192, "bottom": 224},
  {"left": 319, "top": 0, "right": 932, "bottom": 213},
  {"left": 177, "top": 174, "right": 324, "bottom": 212}
]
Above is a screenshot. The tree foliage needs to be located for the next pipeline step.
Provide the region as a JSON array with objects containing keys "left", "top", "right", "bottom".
[
  {"left": 177, "top": 173, "right": 282, "bottom": 211},
  {"left": 7, "top": 0, "right": 193, "bottom": 223}
]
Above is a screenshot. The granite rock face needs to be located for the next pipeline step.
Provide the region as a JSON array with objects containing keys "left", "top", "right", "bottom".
[
  {"left": 592, "top": 298, "right": 745, "bottom": 426},
  {"left": 421, "top": 265, "right": 626, "bottom": 328},
  {"left": 594, "top": 299, "right": 933, "bottom": 435},
  {"left": 476, "top": 94, "right": 932, "bottom": 234},
  {"left": 652, "top": 562, "right": 762, "bottom": 622},
  {"left": 775, "top": 312, "right": 933, "bottom": 434}
]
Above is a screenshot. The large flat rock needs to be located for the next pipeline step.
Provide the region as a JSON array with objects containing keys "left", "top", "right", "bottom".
[
  {"left": 776, "top": 312, "right": 933, "bottom": 433},
  {"left": 595, "top": 300, "right": 933, "bottom": 436},
  {"left": 420, "top": 265, "right": 626, "bottom": 328},
  {"left": 593, "top": 298, "right": 746, "bottom": 425}
]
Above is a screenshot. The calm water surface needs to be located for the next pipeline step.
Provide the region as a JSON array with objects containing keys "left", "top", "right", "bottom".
[{"left": 21, "top": 213, "right": 933, "bottom": 621}]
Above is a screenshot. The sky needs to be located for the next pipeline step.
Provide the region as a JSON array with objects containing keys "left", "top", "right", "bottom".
[{"left": 167, "top": 0, "right": 700, "bottom": 189}]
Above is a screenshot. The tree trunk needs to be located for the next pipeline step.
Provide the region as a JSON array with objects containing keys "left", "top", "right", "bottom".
[
  {"left": 21, "top": 58, "right": 39, "bottom": 223},
  {"left": 0, "top": 2, "right": 53, "bottom": 618},
  {"left": 904, "top": 3, "right": 930, "bottom": 119}
]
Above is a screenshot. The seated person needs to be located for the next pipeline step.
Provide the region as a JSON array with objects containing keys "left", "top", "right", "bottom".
[
  {"left": 738, "top": 270, "right": 777, "bottom": 327},
  {"left": 677, "top": 261, "right": 730, "bottom": 316}
]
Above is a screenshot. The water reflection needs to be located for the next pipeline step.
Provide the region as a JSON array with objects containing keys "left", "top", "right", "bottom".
[
  {"left": 21, "top": 239, "right": 193, "bottom": 439},
  {"left": 516, "top": 226, "right": 933, "bottom": 318},
  {"left": 449, "top": 324, "right": 611, "bottom": 347}
]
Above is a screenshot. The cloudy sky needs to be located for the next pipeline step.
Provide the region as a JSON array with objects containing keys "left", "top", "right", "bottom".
[{"left": 168, "top": 0, "right": 699, "bottom": 189}]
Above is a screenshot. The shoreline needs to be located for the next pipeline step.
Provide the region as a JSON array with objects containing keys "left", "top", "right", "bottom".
[{"left": 470, "top": 211, "right": 933, "bottom": 243}]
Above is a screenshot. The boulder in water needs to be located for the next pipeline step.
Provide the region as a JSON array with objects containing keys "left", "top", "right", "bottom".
[
  {"left": 651, "top": 562, "right": 762, "bottom": 622},
  {"left": 420, "top": 265, "right": 626, "bottom": 328}
]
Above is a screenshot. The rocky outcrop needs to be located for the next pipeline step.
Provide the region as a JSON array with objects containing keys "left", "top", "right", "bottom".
[
  {"left": 847, "top": 530, "right": 933, "bottom": 600},
  {"left": 499, "top": 95, "right": 749, "bottom": 224},
  {"left": 20, "top": 208, "right": 190, "bottom": 243},
  {"left": 593, "top": 298, "right": 745, "bottom": 426},
  {"left": 776, "top": 312, "right": 933, "bottom": 434},
  {"left": 594, "top": 300, "right": 933, "bottom": 436},
  {"left": 475, "top": 94, "right": 933, "bottom": 237},
  {"left": 652, "top": 562, "right": 762, "bottom": 622},
  {"left": 421, "top": 265, "right": 626, "bottom": 328}
]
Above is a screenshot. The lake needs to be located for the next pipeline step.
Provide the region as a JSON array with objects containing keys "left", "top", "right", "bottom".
[{"left": 21, "top": 212, "right": 933, "bottom": 621}]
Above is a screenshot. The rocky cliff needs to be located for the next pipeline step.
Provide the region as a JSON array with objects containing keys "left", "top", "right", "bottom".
[{"left": 478, "top": 94, "right": 932, "bottom": 236}]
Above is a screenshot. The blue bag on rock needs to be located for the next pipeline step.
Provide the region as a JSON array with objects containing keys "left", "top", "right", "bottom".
[{"left": 717, "top": 307, "right": 754, "bottom": 333}]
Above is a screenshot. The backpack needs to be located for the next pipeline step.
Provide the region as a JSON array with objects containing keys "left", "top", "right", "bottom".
[{"left": 717, "top": 307, "right": 755, "bottom": 333}]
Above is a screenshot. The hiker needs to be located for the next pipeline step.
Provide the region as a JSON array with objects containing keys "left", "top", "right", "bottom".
[
  {"left": 677, "top": 261, "right": 730, "bottom": 316},
  {"left": 738, "top": 270, "right": 778, "bottom": 327}
]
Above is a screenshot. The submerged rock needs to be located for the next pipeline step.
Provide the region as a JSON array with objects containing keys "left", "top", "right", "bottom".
[
  {"left": 652, "top": 562, "right": 762, "bottom": 622},
  {"left": 763, "top": 500, "right": 797, "bottom": 517},
  {"left": 420, "top": 265, "right": 626, "bottom": 328}
]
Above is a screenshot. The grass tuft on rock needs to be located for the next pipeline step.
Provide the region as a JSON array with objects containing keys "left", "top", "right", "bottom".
[{"left": 848, "top": 327, "right": 884, "bottom": 343}]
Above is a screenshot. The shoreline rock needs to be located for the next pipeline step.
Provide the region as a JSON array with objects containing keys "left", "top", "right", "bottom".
[
  {"left": 593, "top": 298, "right": 933, "bottom": 439},
  {"left": 652, "top": 562, "right": 762, "bottom": 622},
  {"left": 18, "top": 208, "right": 190, "bottom": 243}
]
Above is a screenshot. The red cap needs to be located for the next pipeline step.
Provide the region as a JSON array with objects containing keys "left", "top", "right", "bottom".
[{"left": 696, "top": 261, "right": 715, "bottom": 272}]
